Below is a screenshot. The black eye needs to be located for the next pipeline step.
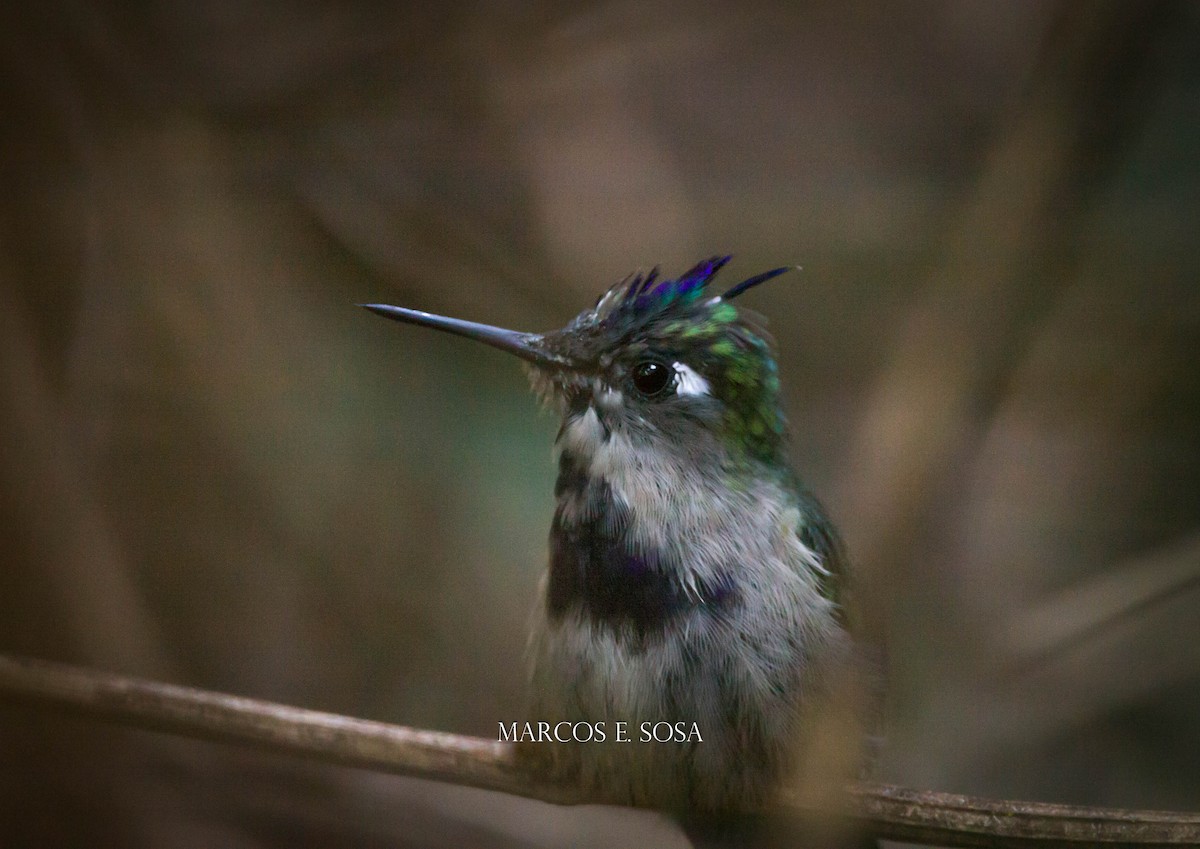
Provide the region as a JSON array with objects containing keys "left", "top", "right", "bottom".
[{"left": 631, "top": 360, "right": 673, "bottom": 397}]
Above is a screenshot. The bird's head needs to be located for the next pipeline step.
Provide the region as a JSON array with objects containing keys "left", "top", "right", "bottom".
[{"left": 363, "top": 256, "right": 792, "bottom": 467}]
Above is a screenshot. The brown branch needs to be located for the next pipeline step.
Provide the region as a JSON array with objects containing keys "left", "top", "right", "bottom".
[{"left": 1, "top": 653, "right": 1197, "bottom": 847}]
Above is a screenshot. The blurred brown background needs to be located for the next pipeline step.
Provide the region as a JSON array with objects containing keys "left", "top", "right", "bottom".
[{"left": 1, "top": 1, "right": 1198, "bottom": 846}]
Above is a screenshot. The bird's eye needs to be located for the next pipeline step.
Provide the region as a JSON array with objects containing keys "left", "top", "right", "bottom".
[{"left": 631, "top": 360, "right": 673, "bottom": 397}]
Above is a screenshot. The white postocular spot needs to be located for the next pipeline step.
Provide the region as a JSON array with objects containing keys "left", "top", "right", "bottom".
[{"left": 673, "top": 362, "right": 710, "bottom": 397}]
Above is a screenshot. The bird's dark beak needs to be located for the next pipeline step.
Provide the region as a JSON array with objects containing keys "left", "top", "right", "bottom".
[{"left": 359, "top": 304, "right": 566, "bottom": 369}]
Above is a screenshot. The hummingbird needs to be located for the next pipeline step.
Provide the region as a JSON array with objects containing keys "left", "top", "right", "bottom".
[{"left": 363, "top": 256, "right": 866, "bottom": 818}]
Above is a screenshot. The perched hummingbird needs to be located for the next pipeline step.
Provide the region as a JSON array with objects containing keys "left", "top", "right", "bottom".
[{"left": 363, "top": 257, "right": 867, "bottom": 818}]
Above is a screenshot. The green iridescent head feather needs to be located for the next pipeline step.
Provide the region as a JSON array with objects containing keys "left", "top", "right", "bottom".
[
  {"left": 361, "top": 256, "right": 796, "bottom": 463},
  {"left": 542, "top": 256, "right": 794, "bottom": 462}
]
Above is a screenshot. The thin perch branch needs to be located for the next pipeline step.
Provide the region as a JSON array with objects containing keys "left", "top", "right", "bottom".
[{"left": 1, "top": 653, "right": 1197, "bottom": 847}]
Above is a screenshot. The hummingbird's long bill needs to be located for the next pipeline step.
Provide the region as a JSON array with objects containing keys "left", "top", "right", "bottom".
[{"left": 359, "top": 303, "right": 565, "bottom": 368}]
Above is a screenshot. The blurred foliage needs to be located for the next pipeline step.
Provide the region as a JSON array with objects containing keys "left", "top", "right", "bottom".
[{"left": 1, "top": 1, "right": 1197, "bottom": 846}]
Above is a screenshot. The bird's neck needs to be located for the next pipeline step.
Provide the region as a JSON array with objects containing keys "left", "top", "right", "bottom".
[{"left": 545, "top": 414, "right": 769, "bottom": 640}]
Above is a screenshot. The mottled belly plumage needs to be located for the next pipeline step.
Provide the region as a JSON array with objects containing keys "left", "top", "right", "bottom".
[{"left": 524, "top": 444, "right": 843, "bottom": 814}]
